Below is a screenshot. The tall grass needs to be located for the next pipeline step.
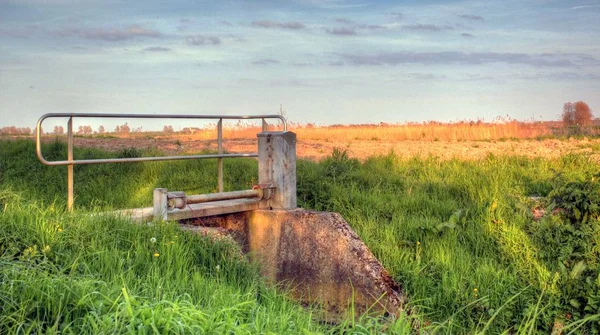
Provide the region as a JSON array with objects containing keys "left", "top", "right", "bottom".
[
  {"left": 0, "top": 199, "right": 324, "bottom": 333},
  {"left": 30, "top": 120, "right": 600, "bottom": 143},
  {"left": 2, "top": 139, "right": 600, "bottom": 333}
]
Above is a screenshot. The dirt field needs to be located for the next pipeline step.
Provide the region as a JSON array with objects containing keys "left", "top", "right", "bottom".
[{"left": 36, "top": 135, "right": 600, "bottom": 162}]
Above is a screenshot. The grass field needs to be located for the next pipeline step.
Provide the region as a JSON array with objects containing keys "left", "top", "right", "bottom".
[{"left": 1, "top": 139, "right": 600, "bottom": 333}]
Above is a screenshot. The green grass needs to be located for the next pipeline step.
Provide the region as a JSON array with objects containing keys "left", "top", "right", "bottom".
[{"left": 2, "top": 139, "right": 600, "bottom": 333}]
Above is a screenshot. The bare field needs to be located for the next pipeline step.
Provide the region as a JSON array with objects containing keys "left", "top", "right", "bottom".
[{"left": 34, "top": 135, "right": 600, "bottom": 161}]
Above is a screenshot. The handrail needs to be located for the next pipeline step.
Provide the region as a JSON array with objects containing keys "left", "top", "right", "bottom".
[{"left": 35, "top": 112, "right": 288, "bottom": 210}]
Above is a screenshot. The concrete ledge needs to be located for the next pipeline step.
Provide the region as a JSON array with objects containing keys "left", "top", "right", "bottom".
[{"left": 111, "top": 198, "right": 261, "bottom": 222}]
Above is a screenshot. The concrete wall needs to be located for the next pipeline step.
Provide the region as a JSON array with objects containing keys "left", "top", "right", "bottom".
[{"left": 186, "top": 209, "right": 406, "bottom": 322}]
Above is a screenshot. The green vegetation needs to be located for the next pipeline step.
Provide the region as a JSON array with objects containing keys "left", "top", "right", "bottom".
[{"left": 2, "top": 139, "right": 600, "bottom": 333}]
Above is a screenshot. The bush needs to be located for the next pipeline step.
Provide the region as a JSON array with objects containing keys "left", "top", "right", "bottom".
[{"left": 529, "top": 174, "right": 600, "bottom": 331}]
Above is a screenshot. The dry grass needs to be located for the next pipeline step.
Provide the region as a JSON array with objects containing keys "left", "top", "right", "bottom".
[{"left": 168, "top": 120, "right": 600, "bottom": 142}]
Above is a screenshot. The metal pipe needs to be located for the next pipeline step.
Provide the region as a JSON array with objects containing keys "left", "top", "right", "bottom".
[
  {"left": 67, "top": 117, "right": 73, "bottom": 211},
  {"left": 217, "top": 119, "right": 223, "bottom": 192},
  {"left": 36, "top": 112, "right": 287, "bottom": 131},
  {"left": 186, "top": 189, "right": 261, "bottom": 204},
  {"left": 167, "top": 189, "right": 262, "bottom": 209},
  {"left": 36, "top": 153, "right": 258, "bottom": 167}
]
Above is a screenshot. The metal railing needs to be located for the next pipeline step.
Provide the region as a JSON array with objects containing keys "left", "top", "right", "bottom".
[{"left": 36, "top": 112, "right": 287, "bottom": 210}]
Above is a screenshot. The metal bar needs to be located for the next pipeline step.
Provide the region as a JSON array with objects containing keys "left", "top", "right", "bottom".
[
  {"left": 37, "top": 153, "right": 258, "bottom": 167},
  {"left": 37, "top": 112, "right": 287, "bottom": 131},
  {"left": 67, "top": 117, "right": 74, "bottom": 211},
  {"left": 186, "top": 189, "right": 261, "bottom": 204},
  {"left": 217, "top": 119, "right": 223, "bottom": 192}
]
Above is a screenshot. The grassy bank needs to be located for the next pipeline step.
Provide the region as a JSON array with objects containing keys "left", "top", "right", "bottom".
[{"left": 1, "top": 139, "right": 600, "bottom": 333}]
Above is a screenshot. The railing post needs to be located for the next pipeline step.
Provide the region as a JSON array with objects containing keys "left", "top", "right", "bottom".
[
  {"left": 67, "top": 117, "right": 74, "bottom": 211},
  {"left": 153, "top": 188, "right": 168, "bottom": 221},
  {"left": 217, "top": 119, "right": 223, "bottom": 192},
  {"left": 262, "top": 118, "right": 268, "bottom": 132}
]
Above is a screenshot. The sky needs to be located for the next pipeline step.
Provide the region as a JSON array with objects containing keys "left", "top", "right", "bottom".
[{"left": 1, "top": 0, "right": 599, "bottom": 129}]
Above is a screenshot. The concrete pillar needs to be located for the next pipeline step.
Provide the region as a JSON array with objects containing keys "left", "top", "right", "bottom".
[{"left": 257, "top": 131, "right": 296, "bottom": 209}]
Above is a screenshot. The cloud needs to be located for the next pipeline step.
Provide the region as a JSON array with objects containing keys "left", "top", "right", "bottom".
[
  {"left": 336, "top": 18, "right": 355, "bottom": 24},
  {"left": 251, "top": 20, "right": 305, "bottom": 29},
  {"left": 143, "top": 46, "right": 172, "bottom": 52},
  {"left": 461, "top": 33, "right": 475, "bottom": 38},
  {"left": 540, "top": 72, "right": 600, "bottom": 80},
  {"left": 177, "top": 18, "right": 194, "bottom": 31},
  {"left": 186, "top": 35, "right": 221, "bottom": 45},
  {"left": 406, "top": 72, "right": 446, "bottom": 80},
  {"left": 336, "top": 51, "right": 588, "bottom": 67},
  {"left": 54, "top": 25, "right": 161, "bottom": 41},
  {"left": 252, "top": 58, "right": 280, "bottom": 65},
  {"left": 457, "top": 14, "right": 484, "bottom": 21},
  {"left": 570, "top": 4, "right": 600, "bottom": 10},
  {"left": 326, "top": 27, "right": 357, "bottom": 35},
  {"left": 0, "top": 26, "right": 38, "bottom": 38},
  {"left": 328, "top": 18, "right": 385, "bottom": 35},
  {"left": 403, "top": 24, "right": 453, "bottom": 31},
  {"left": 220, "top": 21, "right": 233, "bottom": 26}
]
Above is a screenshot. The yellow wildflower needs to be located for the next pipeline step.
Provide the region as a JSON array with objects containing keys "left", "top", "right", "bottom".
[{"left": 153, "top": 252, "right": 160, "bottom": 258}]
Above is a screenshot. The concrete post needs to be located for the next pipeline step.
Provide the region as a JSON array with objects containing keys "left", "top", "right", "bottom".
[
  {"left": 153, "top": 188, "right": 168, "bottom": 221},
  {"left": 257, "top": 131, "right": 296, "bottom": 209}
]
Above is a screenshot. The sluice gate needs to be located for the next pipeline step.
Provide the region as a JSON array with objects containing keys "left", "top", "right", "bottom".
[{"left": 36, "top": 113, "right": 407, "bottom": 322}]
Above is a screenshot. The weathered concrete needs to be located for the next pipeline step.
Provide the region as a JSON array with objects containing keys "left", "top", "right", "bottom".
[
  {"left": 258, "top": 132, "right": 297, "bottom": 210},
  {"left": 186, "top": 209, "right": 406, "bottom": 322}
]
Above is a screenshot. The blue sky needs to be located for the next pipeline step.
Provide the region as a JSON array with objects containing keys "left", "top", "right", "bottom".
[{"left": 1, "top": 0, "right": 599, "bottom": 128}]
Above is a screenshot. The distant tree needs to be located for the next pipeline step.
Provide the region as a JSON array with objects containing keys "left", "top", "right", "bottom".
[
  {"left": 98, "top": 125, "right": 105, "bottom": 134},
  {"left": 562, "top": 101, "right": 593, "bottom": 126},
  {"left": 53, "top": 126, "right": 64, "bottom": 135},
  {"left": 115, "top": 123, "right": 130, "bottom": 135},
  {"left": 163, "top": 125, "right": 174, "bottom": 134},
  {"left": 562, "top": 102, "right": 575, "bottom": 126},
  {"left": 574, "top": 101, "right": 593, "bottom": 126},
  {"left": 76, "top": 125, "right": 92, "bottom": 135}
]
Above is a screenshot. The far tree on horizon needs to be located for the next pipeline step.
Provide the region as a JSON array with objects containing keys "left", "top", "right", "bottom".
[
  {"left": 53, "top": 126, "right": 64, "bottom": 135},
  {"left": 163, "top": 125, "right": 174, "bottom": 134},
  {"left": 562, "top": 101, "right": 594, "bottom": 127}
]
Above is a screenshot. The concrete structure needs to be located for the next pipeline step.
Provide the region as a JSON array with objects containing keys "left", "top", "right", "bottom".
[
  {"left": 126, "top": 131, "right": 406, "bottom": 322},
  {"left": 182, "top": 210, "right": 406, "bottom": 322}
]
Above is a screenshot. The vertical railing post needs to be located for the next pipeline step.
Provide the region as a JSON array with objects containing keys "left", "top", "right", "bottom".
[
  {"left": 262, "top": 118, "right": 268, "bottom": 132},
  {"left": 67, "top": 117, "right": 74, "bottom": 211},
  {"left": 217, "top": 119, "right": 223, "bottom": 192},
  {"left": 153, "top": 188, "right": 168, "bottom": 221}
]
